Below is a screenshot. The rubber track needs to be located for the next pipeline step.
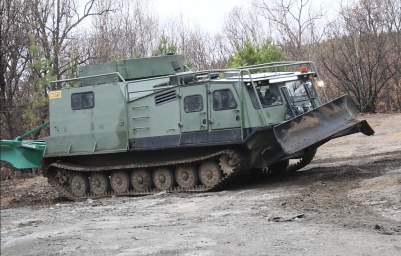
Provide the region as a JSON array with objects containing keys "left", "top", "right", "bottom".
[
  {"left": 263, "top": 149, "right": 317, "bottom": 174},
  {"left": 45, "top": 149, "right": 250, "bottom": 201},
  {"left": 286, "top": 149, "right": 317, "bottom": 173}
]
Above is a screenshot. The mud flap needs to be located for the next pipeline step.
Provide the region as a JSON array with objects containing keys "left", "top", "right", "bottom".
[{"left": 274, "top": 95, "right": 374, "bottom": 155}]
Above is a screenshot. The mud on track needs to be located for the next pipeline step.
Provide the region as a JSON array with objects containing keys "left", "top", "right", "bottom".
[{"left": 1, "top": 113, "right": 401, "bottom": 256}]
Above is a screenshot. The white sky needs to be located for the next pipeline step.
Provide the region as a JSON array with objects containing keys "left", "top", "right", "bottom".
[
  {"left": 153, "top": 0, "right": 251, "bottom": 31},
  {"left": 153, "top": 0, "right": 341, "bottom": 32}
]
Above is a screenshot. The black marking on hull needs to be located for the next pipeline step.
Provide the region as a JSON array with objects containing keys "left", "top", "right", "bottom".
[{"left": 128, "top": 127, "right": 273, "bottom": 151}]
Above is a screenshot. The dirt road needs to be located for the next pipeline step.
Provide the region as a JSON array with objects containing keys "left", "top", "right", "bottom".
[{"left": 1, "top": 114, "right": 400, "bottom": 256}]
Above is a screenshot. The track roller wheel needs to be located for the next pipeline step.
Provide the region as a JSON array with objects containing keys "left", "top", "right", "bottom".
[
  {"left": 131, "top": 169, "right": 153, "bottom": 191},
  {"left": 55, "top": 168, "right": 69, "bottom": 184},
  {"left": 199, "top": 161, "right": 221, "bottom": 187},
  {"left": 219, "top": 154, "right": 236, "bottom": 175},
  {"left": 175, "top": 165, "right": 198, "bottom": 188},
  {"left": 153, "top": 167, "right": 175, "bottom": 190},
  {"left": 110, "top": 171, "right": 130, "bottom": 194},
  {"left": 70, "top": 173, "right": 90, "bottom": 197},
  {"left": 90, "top": 172, "right": 110, "bottom": 195}
]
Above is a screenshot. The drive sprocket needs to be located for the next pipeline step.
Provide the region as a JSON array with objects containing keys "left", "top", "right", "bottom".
[{"left": 286, "top": 149, "right": 317, "bottom": 173}]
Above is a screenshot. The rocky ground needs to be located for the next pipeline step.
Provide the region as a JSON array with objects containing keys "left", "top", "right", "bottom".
[{"left": 1, "top": 113, "right": 400, "bottom": 256}]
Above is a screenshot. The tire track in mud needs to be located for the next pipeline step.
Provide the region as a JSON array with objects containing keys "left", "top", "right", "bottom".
[
  {"left": 238, "top": 157, "right": 401, "bottom": 235},
  {"left": 311, "top": 150, "right": 401, "bottom": 166}
]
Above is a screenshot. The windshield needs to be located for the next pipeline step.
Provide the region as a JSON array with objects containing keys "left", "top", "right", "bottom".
[{"left": 285, "top": 79, "right": 317, "bottom": 102}]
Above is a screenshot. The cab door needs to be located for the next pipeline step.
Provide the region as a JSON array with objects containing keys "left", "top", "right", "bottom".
[
  {"left": 179, "top": 84, "right": 208, "bottom": 132},
  {"left": 209, "top": 83, "right": 241, "bottom": 130}
]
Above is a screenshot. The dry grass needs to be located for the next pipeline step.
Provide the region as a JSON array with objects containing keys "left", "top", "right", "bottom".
[
  {"left": 0, "top": 167, "right": 12, "bottom": 181},
  {"left": 0, "top": 166, "right": 34, "bottom": 181},
  {"left": 0, "top": 175, "right": 57, "bottom": 209},
  {"left": 1, "top": 198, "right": 19, "bottom": 208}
]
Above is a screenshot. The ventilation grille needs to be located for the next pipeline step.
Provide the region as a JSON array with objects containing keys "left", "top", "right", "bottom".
[{"left": 155, "top": 90, "right": 177, "bottom": 106}]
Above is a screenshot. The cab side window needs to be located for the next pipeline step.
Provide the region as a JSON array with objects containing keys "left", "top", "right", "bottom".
[
  {"left": 184, "top": 95, "right": 203, "bottom": 113},
  {"left": 71, "top": 91, "right": 94, "bottom": 110},
  {"left": 213, "top": 89, "right": 237, "bottom": 111}
]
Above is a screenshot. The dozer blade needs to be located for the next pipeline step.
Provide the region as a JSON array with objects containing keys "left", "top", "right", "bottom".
[
  {"left": 1, "top": 121, "right": 49, "bottom": 169},
  {"left": 274, "top": 95, "right": 374, "bottom": 155},
  {"left": 0, "top": 141, "right": 46, "bottom": 169}
]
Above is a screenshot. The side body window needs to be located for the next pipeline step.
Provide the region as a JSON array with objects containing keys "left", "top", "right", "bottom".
[
  {"left": 247, "top": 83, "right": 283, "bottom": 109},
  {"left": 184, "top": 95, "right": 203, "bottom": 113},
  {"left": 71, "top": 91, "right": 94, "bottom": 110},
  {"left": 213, "top": 89, "right": 237, "bottom": 111}
]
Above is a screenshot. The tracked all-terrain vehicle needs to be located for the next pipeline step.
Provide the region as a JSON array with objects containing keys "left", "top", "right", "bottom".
[{"left": 1, "top": 55, "right": 374, "bottom": 200}]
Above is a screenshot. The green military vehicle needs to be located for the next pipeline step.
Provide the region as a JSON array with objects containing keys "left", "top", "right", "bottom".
[{"left": 0, "top": 55, "right": 374, "bottom": 200}]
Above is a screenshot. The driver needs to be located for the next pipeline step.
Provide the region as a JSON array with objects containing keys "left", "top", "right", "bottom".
[
  {"left": 294, "top": 85, "right": 306, "bottom": 96},
  {"left": 264, "top": 89, "right": 277, "bottom": 105}
]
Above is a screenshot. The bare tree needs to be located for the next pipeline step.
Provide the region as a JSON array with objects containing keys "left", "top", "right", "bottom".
[
  {"left": 89, "top": 0, "right": 159, "bottom": 62},
  {"left": 320, "top": 0, "right": 401, "bottom": 112},
  {"left": 380, "top": 0, "right": 401, "bottom": 111},
  {"left": 207, "top": 34, "right": 232, "bottom": 69},
  {"left": 26, "top": 0, "right": 113, "bottom": 79},
  {"left": 160, "top": 13, "right": 190, "bottom": 57},
  {"left": 252, "top": 0, "right": 327, "bottom": 61},
  {"left": 223, "top": 6, "right": 269, "bottom": 51},
  {"left": 0, "top": 0, "right": 33, "bottom": 139},
  {"left": 160, "top": 13, "right": 229, "bottom": 70},
  {"left": 0, "top": 0, "right": 114, "bottom": 141}
]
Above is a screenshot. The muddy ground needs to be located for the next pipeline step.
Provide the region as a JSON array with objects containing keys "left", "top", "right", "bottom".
[{"left": 1, "top": 113, "right": 400, "bottom": 256}]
